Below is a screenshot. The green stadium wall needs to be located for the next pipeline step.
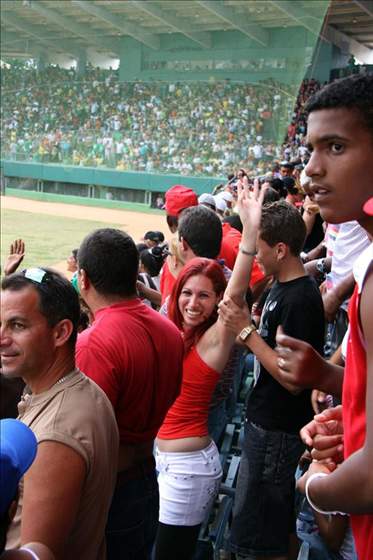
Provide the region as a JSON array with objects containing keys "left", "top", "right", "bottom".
[{"left": 1, "top": 160, "right": 225, "bottom": 206}]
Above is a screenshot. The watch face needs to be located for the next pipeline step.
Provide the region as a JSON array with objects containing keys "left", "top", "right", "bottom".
[
  {"left": 240, "top": 330, "right": 248, "bottom": 341},
  {"left": 240, "top": 325, "right": 255, "bottom": 341},
  {"left": 240, "top": 327, "right": 251, "bottom": 340}
]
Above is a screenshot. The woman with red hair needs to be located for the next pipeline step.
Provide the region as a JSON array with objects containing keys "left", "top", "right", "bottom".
[{"left": 154, "top": 181, "right": 264, "bottom": 559}]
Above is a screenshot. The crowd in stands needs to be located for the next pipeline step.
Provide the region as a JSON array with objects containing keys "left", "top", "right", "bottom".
[
  {"left": 1, "top": 73, "right": 373, "bottom": 560},
  {"left": 1, "top": 63, "right": 322, "bottom": 176}
]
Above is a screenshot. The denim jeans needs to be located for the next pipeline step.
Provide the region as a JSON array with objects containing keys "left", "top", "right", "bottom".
[
  {"left": 106, "top": 466, "right": 159, "bottom": 560},
  {"left": 324, "top": 308, "right": 348, "bottom": 359},
  {"left": 295, "top": 466, "right": 358, "bottom": 560},
  {"left": 208, "top": 400, "right": 228, "bottom": 446},
  {"left": 230, "top": 420, "right": 305, "bottom": 557}
]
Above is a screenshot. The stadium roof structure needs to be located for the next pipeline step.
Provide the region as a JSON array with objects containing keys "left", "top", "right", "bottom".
[{"left": 1, "top": 0, "right": 372, "bottom": 64}]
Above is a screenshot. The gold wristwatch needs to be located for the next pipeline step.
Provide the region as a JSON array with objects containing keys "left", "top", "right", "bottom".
[{"left": 239, "top": 324, "right": 257, "bottom": 342}]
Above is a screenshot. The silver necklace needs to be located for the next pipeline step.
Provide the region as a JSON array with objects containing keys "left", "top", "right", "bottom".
[{"left": 54, "top": 370, "right": 76, "bottom": 387}]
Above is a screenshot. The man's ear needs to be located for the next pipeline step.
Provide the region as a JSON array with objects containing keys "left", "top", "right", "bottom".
[
  {"left": 53, "top": 319, "right": 74, "bottom": 348},
  {"left": 179, "top": 236, "right": 189, "bottom": 253},
  {"left": 78, "top": 269, "right": 89, "bottom": 291},
  {"left": 276, "top": 242, "right": 288, "bottom": 261}
]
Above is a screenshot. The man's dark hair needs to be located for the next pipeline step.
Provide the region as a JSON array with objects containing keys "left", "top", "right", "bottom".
[
  {"left": 263, "top": 186, "right": 280, "bottom": 205},
  {"left": 78, "top": 228, "right": 138, "bottom": 297},
  {"left": 140, "top": 246, "right": 167, "bottom": 277},
  {"left": 305, "top": 73, "right": 373, "bottom": 137},
  {"left": 260, "top": 200, "right": 306, "bottom": 256},
  {"left": 223, "top": 214, "right": 243, "bottom": 233},
  {"left": 1, "top": 268, "right": 80, "bottom": 347},
  {"left": 178, "top": 206, "right": 222, "bottom": 259},
  {"left": 166, "top": 215, "right": 179, "bottom": 232},
  {"left": 269, "top": 178, "right": 287, "bottom": 198}
]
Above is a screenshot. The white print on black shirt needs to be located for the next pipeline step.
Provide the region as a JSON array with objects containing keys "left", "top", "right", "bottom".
[{"left": 253, "top": 298, "right": 277, "bottom": 384}]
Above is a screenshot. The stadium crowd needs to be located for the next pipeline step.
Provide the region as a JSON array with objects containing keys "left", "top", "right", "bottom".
[
  {"left": 1, "top": 73, "right": 373, "bottom": 560},
  {"left": 1, "top": 63, "right": 322, "bottom": 176}
]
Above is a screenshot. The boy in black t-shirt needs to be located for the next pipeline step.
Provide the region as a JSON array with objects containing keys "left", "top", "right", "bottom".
[{"left": 219, "top": 200, "right": 324, "bottom": 559}]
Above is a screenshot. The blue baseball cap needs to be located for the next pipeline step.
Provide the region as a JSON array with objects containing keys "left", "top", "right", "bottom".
[{"left": 0, "top": 419, "right": 37, "bottom": 515}]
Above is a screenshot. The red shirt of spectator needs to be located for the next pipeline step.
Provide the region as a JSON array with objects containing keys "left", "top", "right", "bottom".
[
  {"left": 76, "top": 298, "right": 183, "bottom": 444},
  {"left": 219, "top": 222, "right": 265, "bottom": 288}
]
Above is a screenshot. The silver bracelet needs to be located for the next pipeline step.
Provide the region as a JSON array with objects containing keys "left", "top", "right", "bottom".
[
  {"left": 305, "top": 472, "right": 342, "bottom": 515},
  {"left": 19, "top": 547, "right": 41, "bottom": 560},
  {"left": 239, "top": 243, "right": 256, "bottom": 257}
]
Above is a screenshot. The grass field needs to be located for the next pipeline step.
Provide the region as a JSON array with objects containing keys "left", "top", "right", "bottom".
[{"left": 1, "top": 208, "right": 122, "bottom": 270}]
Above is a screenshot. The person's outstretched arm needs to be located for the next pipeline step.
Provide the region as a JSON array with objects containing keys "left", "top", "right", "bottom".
[{"left": 222, "top": 178, "right": 265, "bottom": 304}]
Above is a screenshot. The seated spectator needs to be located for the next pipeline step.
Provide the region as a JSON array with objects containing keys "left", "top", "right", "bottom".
[
  {"left": 138, "top": 246, "right": 168, "bottom": 309},
  {"left": 66, "top": 248, "right": 78, "bottom": 274},
  {"left": 1, "top": 65, "right": 322, "bottom": 178},
  {"left": 214, "top": 196, "right": 227, "bottom": 219},
  {"left": 198, "top": 193, "right": 216, "bottom": 211},
  {"left": 139, "top": 246, "right": 168, "bottom": 291},
  {"left": 284, "top": 177, "right": 304, "bottom": 207},
  {"left": 144, "top": 231, "right": 165, "bottom": 248}
]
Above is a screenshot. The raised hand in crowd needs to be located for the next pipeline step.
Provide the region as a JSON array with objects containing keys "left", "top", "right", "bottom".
[
  {"left": 236, "top": 177, "right": 264, "bottom": 235},
  {"left": 3, "top": 239, "right": 25, "bottom": 276}
]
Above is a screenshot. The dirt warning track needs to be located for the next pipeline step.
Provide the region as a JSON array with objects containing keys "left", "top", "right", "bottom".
[{"left": 2, "top": 196, "right": 167, "bottom": 242}]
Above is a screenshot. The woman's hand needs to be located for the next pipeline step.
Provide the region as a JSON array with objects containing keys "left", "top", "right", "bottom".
[{"left": 236, "top": 177, "right": 265, "bottom": 234}]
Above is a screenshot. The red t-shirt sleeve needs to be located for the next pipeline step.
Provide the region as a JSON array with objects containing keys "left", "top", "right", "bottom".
[
  {"left": 249, "top": 258, "right": 265, "bottom": 288},
  {"left": 160, "top": 261, "right": 177, "bottom": 304}
]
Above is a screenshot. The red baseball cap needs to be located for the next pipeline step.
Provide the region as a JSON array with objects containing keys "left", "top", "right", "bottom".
[
  {"left": 165, "top": 185, "right": 198, "bottom": 216},
  {"left": 363, "top": 197, "right": 373, "bottom": 216}
]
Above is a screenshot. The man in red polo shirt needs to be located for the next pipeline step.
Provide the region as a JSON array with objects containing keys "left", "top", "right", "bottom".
[{"left": 76, "top": 228, "right": 184, "bottom": 560}]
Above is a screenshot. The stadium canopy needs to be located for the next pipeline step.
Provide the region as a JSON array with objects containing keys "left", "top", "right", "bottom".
[{"left": 1, "top": 0, "right": 372, "bottom": 65}]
